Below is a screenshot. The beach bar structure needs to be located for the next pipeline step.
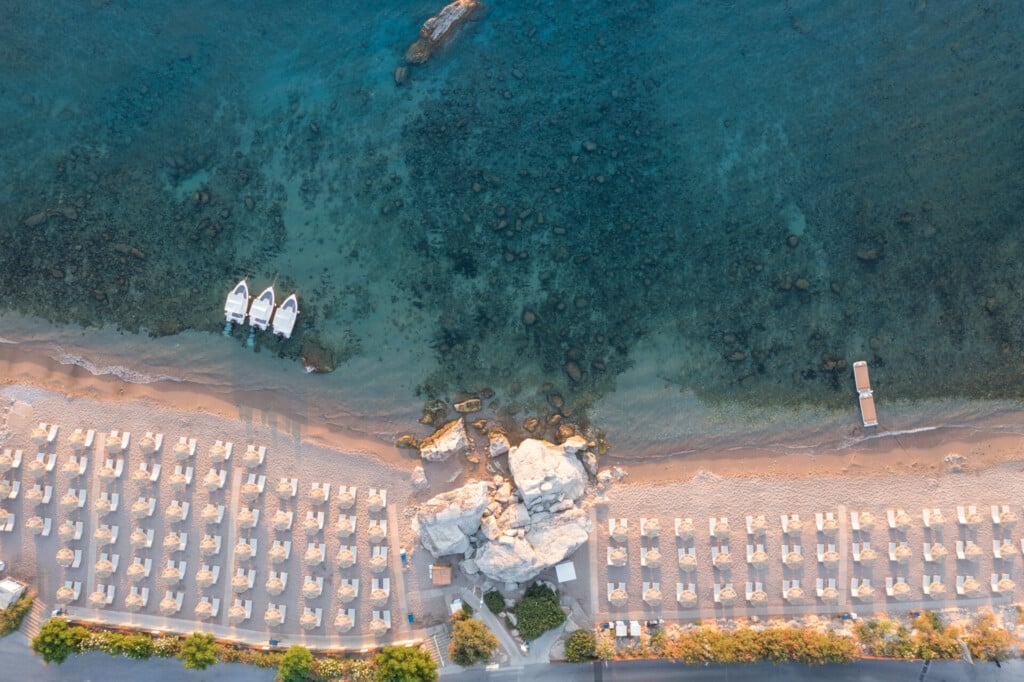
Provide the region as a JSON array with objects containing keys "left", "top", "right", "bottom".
[{"left": 852, "top": 361, "right": 877, "bottom": 427}]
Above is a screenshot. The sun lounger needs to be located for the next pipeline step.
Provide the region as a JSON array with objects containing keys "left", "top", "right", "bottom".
[
  {"left": 245, "top": 445, "right": 266, "bottom": 466},
  {"left": 132, "top": 557, "right": 152, "bottom": 577},
  {"left": 6, "top": 480, "right": 19, "bottom": 501},
  {"left": 923, "top": 508, "right": 938, "bottom": 528},
  {"left": 993, "top": 540, "right": 1003, "bottom": 559},
  {"left": 199, "top": 596, "right": 220, "bottom": 618},
  {"left": 307, "top": 510, "right": 325, "bottom": 531},
  {"left": 143, "top": 432, "right": 164, "bottom": 454},
  {"left": 33, "top": 484, "right": 53, "bottom": 505},
  {"left": 100, "top": 552, "right": 120, "bottom": 574},
  {"left": 0, "top": 514, "right": 14, "bottom": 532},
  {"left": 674, "top": 518, "right": 691, "bottom": 537},
  {"left": 923, "top": 542, "right": 933, "bottom": 562},
  {"left": 372, "top": 609, "right": 390, "bottom": 631},
  {"left": 202, "top": 564, "right": 220, "bottom": 585},
  {"left": 247, "top": 473, "right": 266, "bottom": 493},
  {"left": 992, "top": 504, "right": 1010, "bottom": 524},
  {"left": 71, "top": 549, "right": 82, "bottom": 568},
  {"left": 100, "top": 491, "right": 118, "bottom": 511},
  {"left": 10, "top": 449, "right": 23, "bottom": 470},
  {"left": 273, "top": 539, "right": 292, "bottom": 560},
  {"left": 176, "top": 501, "right": 190, "bottom": 521},
  {"left": 886, "top": 509, "right": 896, "bottom": 529},
  {"left": 74, "top": 455, "right": 88, "bottom": 477},
  {"left": 852, "top": 361, "right": 878, "bottom": 427},
  {"left": 746, "top": 543, "right": 754, "bottom": 563},
  {"left": 280, "top": 478, "right": 298, "bottom": 498},
  {"left": 39, "top": 517, "right": 52, "bottom": 537},
  {"left": 149, "top": 462, "right": 161, "bottom": 482},
  {"left": 956, "top": 576, "right": 966, "bottom": 595},
  {"left": 214, "top": 440, "right": 233, "bottom": 461},
  {"left": 36, "top": 422, "right": 59, "bottom": 446},
  {"left": 64, "top": 580, "right": 82, "bottom": 602},
  {"left": 956, "top": 540, "right": 966, "bottom": 560},
  {"left": 140, "top": 528, "right": 153, "bottom": 548},
  {"left": 42, "top": 452, "right": 56, "bottom": 473}
]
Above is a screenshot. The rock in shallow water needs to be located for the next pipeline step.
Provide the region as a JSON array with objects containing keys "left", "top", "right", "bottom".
[{"left": 419, "top": 418, "right": 468, "bottom": 461}]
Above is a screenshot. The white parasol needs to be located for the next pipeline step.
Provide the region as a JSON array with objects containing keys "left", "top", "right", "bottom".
[
  {"left": 892, "top": 581, "right": 911, "bottom": 601},
  {"left": 678, "top": 553, "right": 697, "bottom": 572},
  {"left": 335, "top": 612, "right": 354, "bottom": 632},
  {"left": 643, "top": 588, "right": 662, "bottom": 606},
  {"left": 240, "top": 483, "right": 260, "bottom": 504},
  {"left": 306, "top": 545, "right": 325, "bottom": 566},
  {"left": 68, "top": 430, "right": 87, "bottom": 451},
  {"left": 196, "top": 569, "right": 216, "bottom": 589},
  {"left": 370, "top": 589, "right": 389, "bottom": 607},
  {"left": 162, "top": 566, "right": 182, "bottom": 584},
  {"left": 275, "top": 480, "right": 293, "bottom": 499},
  {"left": 641, "top": 518, "right": 660, "bottom": 538},
  {"left": 166, "top": 501, "right": 185, "bottom": 522},
  {"left": 273, "top": 511, "right": 292, "bottom": 531},
  {"left": 194, "top": 601, "right": 214, "bottom": 620},
  {"left": 237, "top": 508, "right": 256, "bottom": 529},
  {"left": 0, "top": 452, "right": 11, "bottom": 474},
  {"left": 203, "top": 471, "right": 222, "bottom": 492},
  {"left": 712, "top": 519, "right": 730, "bottom": 538},
  {"left": 172, "top": 440, "right": 191, "bottom": 461},
  {"left": 894, "top": 544, "right": 912, "bottom": 563},
  {"left": 269, "top": 544, "right": 288, "bottom": 565},
  {"left": 336, "top": 549, "right": 356, "bottom": 569},
  {"left": 334, "top": 518, "right": 354, "bottom": 538},
  {"left": 610, "top": 523, "right": 628, "bottom": 543},
  {"left": 200, "top": 537, "right": 219, "bottom": 557},
  {"left": 300, "top": 611, "right": 318, "bottom": 631},
  {"left": 243, "top": 448, "right": 262, "bottom": 469},
  {"left": 170, "top": 473, "right": 187, "bottom": 492},
  {"left": 302, "top": 580, "right": 322, "bottom": 599},
  {"left": 159, "top": 597, "right": 179, "bottom": 616},
  {"left": 130, "top": 529, "right": 149, "bottom": 549},
  {"left": 163, "top": 532, "right": 182, "bottom": 551},
  {"left": 228, "top": 604, "right": 247, "bottom": 624},
  {"left": 677, "top": 589, "right": 697, "bottom": 606},
  {"left": 304, "top": 516, "right": 321, "bottom": 537},
  {"left": 644, "top": 549, "right": 662, "bottom": 568},
  {"left": 201, "top": 504, "right": 221, "bottom": 524},
  {"left": 858, "top": 512, "right": 876, "bottom": 530},
  {"left": 31, "top": 426, "right": 48, "bottom": 446},
  {"left": 93, "top": 526, "right": 113, "bottom": 545},
  {"left": 783, "top": 551, "right": 803, "bottom": 566},
  {"left": 266, "top": 577, "right": 285, "bottom": 596},
  {"left": 232, "top": 574, "right": 251, "bottom": 594},
  {"left": 608, "top": 588, "right": 628, "bottom": 607},
  {"left": 369, "top": 555, "right": 387, "bottom": 574},
  {"left": 94, "top": 559, "right": 114, "bottom": 578},
  {"left": 337, "top": 584, "right": 357, "bottom": 603},
  {"left": 56, "top": 548, "right": 75, "bottom": 567},
  {"left": 65, "top": 459, "right": 84, "bottom": 477},
  {"left": 713, "top": 551, "right": 732, "bottom": 568},
  {"left": 209, "top": 443, "right": 228, "bottom": 463},
  {"left": 55, "top": 586, "right": 76, "bottom": 605},
  {"left": 139, "top": 435, "right": 158, "bottom": 455},
  {"left": 94, "top": 497, "right": 112, "bottom": 517},
  {"left": 89, "top": 591, "right": 107, "bottom": 608},
  {"left": 234, "top": 542, "right": 253, "bottom": 561},
  {"left": 367, "top": 493, "right": 386, "bottom": 513},
  {"left": 608, "top": 548, "right": 627, "bottom": 567},
  {"left": 675, "top": 519, "right": 694, "bottom": 540},
  {"left": 128, "top": 563, "right": 146, "bottom": 583},
  {"left": 264, "top": 608, "right": 284, "bottom": 627},
  {"left": 785, "top": 586, "right": 804, "bottom": 603},
  {"left": 58, "top": 520, "right": 76, "bottom": 542},
  {"left": 26, "top": 515, "right": 45, "bottom": 536},
  {"left": 308, "top": 487, "right": 327, "bottom": 505},
  {"left": 719, "top": 586, "right": 737, "bottom": 605},
  {"left": 336, "top": 490, "right": 355, "bottom": 510},
  {"left": 370, "top": 618, "right": 388, "bottom": 636},
  {"left": 368, "top": 524, "right": 387, "bottom": 544},
  {"left": 24, "top": 487, "right": 43, "bottom": 507}
]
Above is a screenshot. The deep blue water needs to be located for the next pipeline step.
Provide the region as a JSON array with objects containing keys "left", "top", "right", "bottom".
[{"left": 1, "top": 0, "right": 1023, "bottom": 445}]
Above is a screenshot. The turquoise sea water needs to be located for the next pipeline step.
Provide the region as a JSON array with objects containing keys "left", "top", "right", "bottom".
[{"left": 1, "top": 1, "right": 1023, "bottom": 453}]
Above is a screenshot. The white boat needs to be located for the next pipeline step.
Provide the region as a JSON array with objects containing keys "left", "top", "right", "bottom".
[
  {"left": 223, "top": 280, "right": 250, "bottom": 329},
  {"left": 272, "top": 294, "right": 300, "bottom": 339},
  {"left": 249, "top": 286, "right": 276, "bottom": 331}
]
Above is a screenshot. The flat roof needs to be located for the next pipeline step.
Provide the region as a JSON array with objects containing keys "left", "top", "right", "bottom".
[{"left": 431, "top": 565, "right": 452, "bottom": 586}]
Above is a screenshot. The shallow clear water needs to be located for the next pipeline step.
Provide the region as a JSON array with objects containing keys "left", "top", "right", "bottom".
[{"left": 2, "top": 1, "right": 1023, "bottom": 452}]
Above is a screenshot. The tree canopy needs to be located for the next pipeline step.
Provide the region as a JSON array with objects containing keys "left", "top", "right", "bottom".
[
  {"left": 375, "top": 645, "right": 439, "bottom": 682},
  {"left": 178, "top": 632, "right": 218, "bottom": 670}
]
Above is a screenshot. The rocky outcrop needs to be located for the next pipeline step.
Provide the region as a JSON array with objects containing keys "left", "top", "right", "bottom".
[
  {"left": 404, "top": 0, "right": 483, "bottom": 65},
  {"left": 414, "top": 480, "right": 489, "bottom": 556},
  {"left": 415, "top": 436, "right": 595, "bottom": 584},
  {"left": 509, "top": 438, "right": 586, "bottom": 511},
  {"left": 418, "top": 418, "right": 468, "bottom": 461}
]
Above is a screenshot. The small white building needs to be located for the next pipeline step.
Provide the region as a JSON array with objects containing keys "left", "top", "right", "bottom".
[{"left": 0, "top": 577, "right": 26, "bottom": 609}]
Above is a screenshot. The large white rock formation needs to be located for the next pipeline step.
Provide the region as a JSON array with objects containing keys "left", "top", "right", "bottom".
[
  {"left": 509, "top": 438, "right": 586, "bottom": 510},
  {"left": 418, "top": 418, "right": 468, "bottom": 461},
  {"left": 413, "top": 480, "right": 489, "bottom": 556}
]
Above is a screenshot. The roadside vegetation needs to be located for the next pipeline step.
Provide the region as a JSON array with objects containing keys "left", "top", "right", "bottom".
[
  {"left": 0, "top": 592, "right": 33, "bottom": 638},
  {"left": 448, "top": 612, "right": 499, "bottom": 666}
]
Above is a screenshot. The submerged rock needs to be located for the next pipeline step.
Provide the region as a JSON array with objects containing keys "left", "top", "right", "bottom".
[{"left": 404, "top": 0, "right": 483, "bottom": 65}]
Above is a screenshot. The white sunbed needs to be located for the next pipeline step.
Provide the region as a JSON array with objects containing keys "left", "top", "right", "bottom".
[
  {"left": 73, "top": 454, "right": 88, "bottom": 477},
  {"left": 247, "top": 473, "right": 266, "bottom": 493},
  {"left": 71, "top": 549, "right": 82, "bottom": 568},
  {"left": 39, "top": 517, "right": 52, "bottom": 537},
  {"left": 64, "top": 580, "right": 82, "bottom": 603},
  {"left": 923, "top": 542, "right": 933, "bottom": 562},
  {"left": 133, "top": 557, "right": 153, "bottom": 577},
  {"left": 33, "top": 484, "right": 53, "bottom": 505},
  {"left": 993, "top": 540, "right": 1003, "bottom": 560},
  {"left": 149, "top": 462, "right": 161, "bottom": 483},
  {"left": 306, "top": 510, "right": 325, "bottom": 531},
  {"left": 202, "top": 564, "right": 221, "bottom": 585},
  {"left": 213, "top": 440, "right": 233, "bottom": 461},
  {"left": 139, "top": 528, "right": 154, "bottom": 549},
  {"left": 37, "top": 451, "right": 56, "bottom": 473},
  {"left": 9, "top": 449, "right": 23, "bottom": 470},
  {"left": 923, "top": 508, "right": 940, "bottom": 528},
  {"left": 174, "top": 464, "right": 194, "bottom": 485},
  {"left": 956, "top": 576, "right": 968, "bottom": 596},
  {"left": 0, "top": 514, "right": 15, "bottom": 532},
  {"left": 956, "top": 540, "right": 966, "bottom": 561},
  {"left": 246, "top": 445, "right": 266, "bottom": 466},
  {"left": 6, "top": 480, "right": 19, "bottom": 501},
  {"left": 609, "top": 518, "right": 627, "bottom": 538},
  {"left": 372, "top": 609, "right": 391, "bottom": 631},
  {"left": 199, "top": 596, "right": 220, "bottom": 618},
  {"left": 37, "top": 422, "right": 59, "bottom": 446},
  {"left": 131, "top": 586, "right": 150, "bottom": 607},
  {"left": 280, "top": 478, "right": 298, "bottom": 498},
  {"left": 142, "top": 431, "right": 164, "bottom": 455},
  {"left": 273, "top": 540, "right": 292, "bottom": 560},
  {"left": 674, "top": 517, "right": 692, "bottom": 537}
]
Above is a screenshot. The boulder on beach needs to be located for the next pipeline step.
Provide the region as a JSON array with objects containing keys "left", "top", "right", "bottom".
[
  {"left": 418, "top": 418, "right": 469, "bottom": 462},
  {"left": 414, "top": 480, "right": 489, "bottom": 556},
  {"left": 508, "top": 438, "right": 586, "bottom": 511}
]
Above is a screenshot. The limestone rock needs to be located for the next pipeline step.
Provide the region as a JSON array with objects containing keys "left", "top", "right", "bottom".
[
  {"left": 404, "top": 0, "right": 483, "bottom": 65},
  {"left": 411, "top": 466, "right": 428, "bottom": 491},
  {"left": 414, "top": 480, "right": 489, "bottom": 556},
  {"left": 509, "top": 438, "right": 586, "bottom": 511},
  {"left": 475, "top": 507, "right": 593, "bottom": 583},
  {"left": 488, "top": 432, "right": 510, "bottom": 458},
  {"left": 419, "top": 418, "right": 469, "bottom": 461}
]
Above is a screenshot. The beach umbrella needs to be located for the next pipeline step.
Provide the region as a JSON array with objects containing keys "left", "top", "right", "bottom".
[
  {"left": 201, "top": 504, "right": 221, "bottom": 525},
  {"left": 170, "top": 472, "right": 188, "bottom": 492},
  {"left": 173, "top": 440, "right": 191, "bottom": 461},
  {"left": 337, "top": 584, "right": 357, "bottom": 603},
  {"left": 368, "top": 524, "right": 387, "bottom": 544},
  {"left": 334, "top": 517, "right": 354, "bottom": 538},
  {"left": 821, "top": 516, "right": 839, "bottom": 537},
  {"left": 1001, "top": 510, "right": 1018, "bottom": 527},
  {"left": 27, "top": 459, "right": 46, "bottom": 480},
  {"left": 164, "top": 532, "right": 183, "bottom": 551},
  {"left": 712, "top": 519, "right": 730, "bottom": 538},
  {"left": 272, "top": 511, "right": 291, "bottom": 531},
  {"left": 719, "top": 586, "right": 737, "bottom": 605},
  {"left": 194, "top": 601, "right": 214, "bottom": 620},
  {"left": 89, "top": 590, "right": 107, "bottom": 608},
  {"left": 675, "top": 519, "right": 694, "bottom": 541},
  {"left": 0, "top": 479, "right": 10, "bottom": 498},
  {"left": 209, "top": 443, "right": 228, "bottom": 463},
  {"left": 858, "top": 512, "right": 876, "bottom": 530},
  {"left": 196, "top": 569, "right": 216, "bottom": 589},
  {"left": 370, "top": 618, "right": 388, "bottom": 636},
  {"left": 858, "top": 548, "right": 878, "bottom": 565},
  {"left": 304, "top": 516, "right": 321, "bottom": 537},
  {"left": 24, "top": 486, "right": 43, "bottom": 508},
  {"left": 138, "top": 434, "right": 158, "bottom": 455},
  {"left": 94, "top": 526, "right": 113, "bottom": 545},
  {"left": 234, "top": 542, "right": 253, "bottom": 561},
  {"left": 608, "top": 548, "right": 627, "bottom": 567},
  {"left": 894, "top": 511, "right": 912, "bottom": 532},
  {"left": 369, "top": 555, "right": 387, "bottom": 574},
  {"left": 967, "top": 511, "right": 983, "bottom": 528},
  {"left": 998, "top": 541, "right": 1018, "bottom": 557},
  {"left": 714, "top": 551, "right": 732, "bottom": 568},
  {"left": 128, "top": 499, "right": 148, "bottom": 519},
  {"left": 785, "top": 586, "right": 804, "bottom": 603},
  {"left": 608, "top": 588, "right": 628, "bottom": 607},
  {"left": 269, "top": 544, "right": 288, "bottom": 565},
  {"left": 95, "top": 559, "right": 115, "bottom": 579},
  {"left": 928, "top": 510, "right": 945, "bottom": 528},
  {"left": 64, "top": 459, "right": 83, "bottom": 477},
  {"left": 642, "top": 518, "right": 660, "bottom": 538},
  {"left": 644, "top": 549, "right": 662, "bottom": 569},
  {"left": 228, "top": 604, "right": 247, "bottom": 624},
  {"left": 301, "top": 611, "right": 319, "bottom": 631},
  {"left": 31, "top": 426, "right": 49, "bottom": 446},
  {"left": 335, "top": 612, "right": 354, "bottom": 632},
  {"left": 336, "top": 490, "right": 355, "bottom": 510},
  {"left": 0, "top": 452, "right": 11, "bottom": 474},
  {"left": 166, "top": 502, "right": 185, "bottom": 522},
  {"left": 856, "top": 583, "right": 875, "bottom": 599},
  {"left": 783, "top": 517, "right": 802, "bottom": 534},
  {"left": 131, "top": 467, "right": 150, "bottom": 487},
  {"left": 892, "top": 581, "right": 911, "bottom": 601},
  {"left": 105, "top": 437, "right": 122, "bottom": 455},
  {"left": 130, "top": 529, "right": 149, "bottom": 549},
  {"left": 965, "top": 543, "right": 983, "bottom": 561},
  {"left": 962, "top": 577, "right": 982, "bottom": 596},
  {"left": 749, "top": 515, "right": 768, "bottom": 536},
  {"left": 302, "top": 579, "right": 322, "bottom": 599},
  {"left": 58, "top": 520, "right": 76, "bottom": 542},
  {"left": 200, "top": 536, "right": 219, "bottom": 557},
  {"left": 243, "top": 448, "right": 262, "bottom": 469},
  {"left": 367, "top": 492, "right": 386, "bottom": 513},
  {"left": 927, "top": 582, "right": 946, "bottom": 599},
  {"left": 677, "top": 589, "right": 697, "bottom": 607},
  {"left": 823, "top": 549, "right": 840, "bottom": 567},
  {"left": 275, "top": 480, "right": 293, "bottom": 499},
  {"left": 55, "top": 586, "right": 76, "bottom": 606},
  {"left": 930, "top": 543, "right": 949, "bottom": 559},
  {"left": 750, "top": 549, "right": 768, "bottom": 567},
  {"left": 240, "top": 482, "right": 260, "bottom": 504},
  {"left": 232, "top": 574, "right": 251, "bottom": 594},
  {"left": 68, "top": 430, "right": 87, "bottom": 451},
  {"left": 643, "top": 588, "right": 662, "bottom": 606},
  {"left": 162, "top": 566, "right": 182, "bottom": 584},
  {"left": 56, "top": 548, "right": 75, "bottom": 568},
  {"left": 264, "top": 607, "right": 284, "bottom": 627},
  {"left": 750, "top": 589, "right": 768, "bottom": 605},
  {"left": 203, "top": 471, "right": 222, "bottom": 492},
  {"left": 266, "top": 577, "right": 285, "bottom": 596},
  {"left": 336, "top": 549, "right": 356, "bottom": 569},
  {"left": 895, "top": 544, "right": 912, "bottom": 564},
  {"left": 128, "top": 563, "right": 146, "bottom": 583},
  {"left": 95, "top": 496, "right": 112, "bottom": 517},
  {"left": 998, "top": 577, "right": 1016, "bottom": 593},
  {"left": 610, "top": 523, "right": 628, "bottom": 543},
  {"left": 783, "top": 550, "right": 803, "bottom": 566},
  {"left": 159, "top": 596, "right": 179, "bottom": 616},
  {"left": 821, "top": 586, "right": 840, "bottom": 604},
  {"left": 306, "top": 545, "right": 325, "bottom": 566},
  {"left": 26, "top": 515, "right": 45, "bottom": 536},
  {"left": 370, "top": 588, "right": 389, "bottom": 607},
  {"left": 678, "top": 553, "right": 697, "bottom": 572},
  {"left": 237, "top": 508, "right": 257, "bottom": 529},
  {"left": 308, "top": 486, "right": 327, "bottom": 505}
]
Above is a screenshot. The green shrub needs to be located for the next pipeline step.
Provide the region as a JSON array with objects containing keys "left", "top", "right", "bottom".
[
  {"left": 277, "top": 645, "right": 314, "bottom": 681},
  {"left": 514, "top": 583, "right": 566, "bottom": 640},
  {"left": 966, "top": 612, "right": 1012, "bottom": 663},
  {"left": 460, "top": 601, "right": 474, "bottom": 617},
  {"left": 0, "top": 592, "right": 33, "bottom": 637},
  {"left": 31, "top": 618, "right": 88, "bottom": 664},
  {"left": 448, "top": 617, "right": 498, "bottom": 666},
  {"left": 375, "top": 645, "right": 438, "bottom": 682},
  {"left": 312, "top": 657, "right": 376, "bottom": 681},
  {"left": 483, "top": 590, "right": 505, "bottom": 615},
  {"left": 564, "top": 630, "right": 596, "bottom": 662},
  {"left": 179, "top": 632, "right": 217, "bottom": 670}
]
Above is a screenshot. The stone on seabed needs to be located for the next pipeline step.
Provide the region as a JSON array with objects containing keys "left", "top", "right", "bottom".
[{"left": 404, "top": 0, "right": 483, "bottom": 65}]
